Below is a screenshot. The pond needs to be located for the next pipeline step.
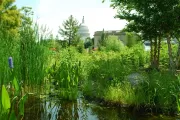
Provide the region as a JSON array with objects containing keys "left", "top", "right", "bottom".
[{"left": 23, "top": 92, "right": 180, "bottom": 120}]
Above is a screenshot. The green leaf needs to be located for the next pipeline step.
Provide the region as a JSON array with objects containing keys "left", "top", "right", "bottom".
[
  {"left": 67, "top": 73, "right": 70, "bottom": 83},
  {"left": 19, "top": 94, "right": 28, "bottom": 116},
  {"left": 9, "top": 110, "right": 17, "bottom": 120},
  {"left": 2, "top": 85, "right": 11, "bottom": 110},
  {"left": 13, "top": 77, "right": 19, "bottom": 92}
]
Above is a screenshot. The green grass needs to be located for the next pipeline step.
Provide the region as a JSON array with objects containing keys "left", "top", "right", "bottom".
[{"left": 0, "top": 23, "right": 50, "bottom": 118}]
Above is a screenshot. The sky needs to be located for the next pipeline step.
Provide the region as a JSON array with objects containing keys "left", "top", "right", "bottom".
[{"left": 15, "top": 0, "right": 127, "bottom": 37}]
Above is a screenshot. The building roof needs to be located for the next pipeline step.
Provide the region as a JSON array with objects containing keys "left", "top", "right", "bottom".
[{"left": 94, "top": 30, "right": 125, "bottom": 36}]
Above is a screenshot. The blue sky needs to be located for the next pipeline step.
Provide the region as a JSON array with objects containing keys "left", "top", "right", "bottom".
[{"left": 15, "top": 0, "right": 127, "bottom": 37}]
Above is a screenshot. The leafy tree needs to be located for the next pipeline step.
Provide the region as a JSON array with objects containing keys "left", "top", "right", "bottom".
[
  {"left": 71, "top": 34, "right": 81, "bottom": 46},
  {"left": 104, "top": 35, "right": 124, "bottom": 52},
  {"left": 20, "top": 6, "right": 33, "bottom": 27},
  {"left": 105, "top": 0, "right": 180, "bottom": 71},
  {"left": 124, "top": 32, "right": 140, "bottom": 48},
  {"left": 99, "top": 28, "right": 108, "bottom": 46},
  {"left": 84, "top": 37, "right": 92, "bottom": 49},
  {"left": 58, "top": 15, "right": 79, "bottom": 46},
  {"left": 0, "top": 0, "right": 21, "bottom": 37}
]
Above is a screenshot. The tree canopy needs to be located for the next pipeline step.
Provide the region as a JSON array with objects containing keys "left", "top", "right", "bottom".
[
  {"left": 0, "top": 0, "right": 21, "bottom": 36},
  {"left": 104, "top": 0, "right": 180, "bottom": 71},
  {"left": 107, "top": 0, "right": 180, "bottom": 39},
  {"left": 58, "top": 15, "right": 80, "bottom": 46}
]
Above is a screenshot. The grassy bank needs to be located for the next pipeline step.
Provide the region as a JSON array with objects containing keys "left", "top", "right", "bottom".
[{"left": 79, "top": 44, "right": 180, "bottom": 115}]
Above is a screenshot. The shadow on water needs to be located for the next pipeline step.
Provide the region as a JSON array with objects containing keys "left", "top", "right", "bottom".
[{"left": 24, "top": 93, "right": 180, "bottom": 120}]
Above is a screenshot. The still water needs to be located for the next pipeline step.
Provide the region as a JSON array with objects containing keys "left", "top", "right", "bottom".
[{"left": 24, "top": 94, "right": 180, "bottom": 120}]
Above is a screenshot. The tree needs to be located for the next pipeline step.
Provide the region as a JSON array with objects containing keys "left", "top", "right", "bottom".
[
  {"left": 104, "top": 35, "right": 124, "bottom": 52},
  {"left": 84, "top": 37, "right": 92, "bottom": 49},
  {"left": 58, "top": 15, "right": 79, "bottom": 46},
  {"left": 105, "top": 0, "right": 180, "bottom": 71},
  {"left": 99, "top": 28, "right": 108, "bottom": 46},
  {"left": 124, "top": 32, "right": 140, "bottom": 48},
  {"left": 0, "top": 0, "right": 21, "bottom": 37},
  {"left": 107, "top": 0, "right": 162, "bottom": 69},
  {"left": 20, "top": 6, "right": 33, "bottom": 27}
]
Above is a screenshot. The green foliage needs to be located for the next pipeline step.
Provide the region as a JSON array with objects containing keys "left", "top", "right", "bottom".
[
  {"left": 104, "top": 82, "right": 135, "bottom": 104},
  {"left": 9, "top": 110, "right": 17, "bottom": 120},
  {"left": 0, "top": 24, "right": 18, "bottom": 86},
  {"left": 19, "top": 24, "right": 49, "bottom": 87},
  {"left": 0, "top": 0, "right": 21, "bottom": 37},
  {"left": 71, "top": 34, "right": 81, "bottom": 46},
  {"left": 82, "top": 45, "right": 148, "bottom": 98},
  {"left": 20, "top": 7, "right": 33, "bottom": 27},
  {"left": 137, "top": 71, "right": 180, "bottom": 112},
  {"left": 108, "top": 0, "right": 180, "bottom": 71},
  {"left": 58, "top": 15, "right": 79, "bottom": 46},
  {"left": 99, "top": 29, "right": 108, "bottom": 46},
  {"left": 109, "top": 0, "right": 180, "bottom": 39},
  {"left": 18, "top": 94, "right": 28, "bottom": 117},
  {"left": 124, "top": 32, "right": 141, "bottom": 47},
  {"left": 12, "top": 77, "right": 20, "bottom": 96},
  {"left": 57, "top": 40, "right": 68, "bottom": 48},
  {"left": 159, "top": 43, "right": 178, "bottom": 69},
  {"left": 2, "top": 85, "right": 11, "bottom": 111},
  {"left": 0, "top": 82, "right": 28, "bottom": 120},
  {"left": 84, "top": 37, "right": 92, "bottom": 49},
  {"left": 76, "top": 40, "right": 85, "bottom": 53},
  {"left": 0, "top": 18, "right": 49, "bottom": 93},
  {"left": 100, "top": 35, "right": 124, "bottom": 52},
  {"left": 48, "top": 47, "right": 82, "bottom": 100}
]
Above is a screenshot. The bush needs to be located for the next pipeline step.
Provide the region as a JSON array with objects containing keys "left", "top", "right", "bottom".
[
  {"left": 159, "top": 43, "right": 177, "bottom": 69},
  {"left": 76, "top": 40, "right": 85, "bottom": 53},
  {"left": 103, "top": 35, "right": 124, "bottom": 52},
  {"left": 82, "top": 45, "right": 149, "bottom": 99},
  {"left": 124, "top": 32, "right": 141, "bottom": 47}
]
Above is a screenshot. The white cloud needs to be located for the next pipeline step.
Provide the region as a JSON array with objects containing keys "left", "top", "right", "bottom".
[{"left": 36, "top": 0, "right": 127, "bottom": 38}]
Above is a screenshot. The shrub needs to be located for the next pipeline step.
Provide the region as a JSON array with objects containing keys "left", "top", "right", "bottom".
[
  {"left": 76, "top": 40, "right": 85, "bottom": 53},
  {"left": 103, "top": 35, "right": 124, "bottom": 52},
  {"left": 124, "top": 32, "right": 141, "bottom": 47}
]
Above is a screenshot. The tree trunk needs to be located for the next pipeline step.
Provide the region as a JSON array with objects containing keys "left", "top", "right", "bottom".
[
  {"left": 68, "top": 37, "right": 71, "bottom": 46},
  {"left": 150, "top": 38, "right": 158, "bottom": 69},
  {"left": 157, "top": 37, "right": 161, "bottom": 67},
  {"left": 153, "top": 38, "right": 158, "bottom": 67},
  {"left": 68, "top": 32, "right": 72, "bottom": 46},
  {"left": 176, "top": 38, "right": 180, "bottom": 69},
  {"left": 150, "top": 39, "right": 153, "bottom": 66},
  {"left": 167, "top": 35, "right": 175, "bottom": 72}
]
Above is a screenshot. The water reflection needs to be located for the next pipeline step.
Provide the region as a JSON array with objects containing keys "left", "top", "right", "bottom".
[{"left": 24, "top": 95, "right": 180, "bottom": 120}]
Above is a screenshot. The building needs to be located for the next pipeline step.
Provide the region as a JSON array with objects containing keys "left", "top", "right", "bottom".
[
  {"left": 93, "top": 30, "right": 126, "bottom": 48},
  {"left": 77, "top": 16, "right": 90, "bottom": 41}
]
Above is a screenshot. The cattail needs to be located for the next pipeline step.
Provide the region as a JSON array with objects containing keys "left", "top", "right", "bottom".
[{"left": 8, "top": 57, "right": 14, "bottom": 69}]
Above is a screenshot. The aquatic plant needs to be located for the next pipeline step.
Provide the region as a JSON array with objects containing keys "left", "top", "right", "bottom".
[
  {"left": 48, "top": 47, "right": 81, "bottom": 100},
  {"left": 18, "top": 23, "right": 50, "bottom": 94},
  {"left": 0, "top": 82, "right": 28, "bottom": 120},
  {"left": 82, "top": 44, "right": 148, "bottom": 98}
]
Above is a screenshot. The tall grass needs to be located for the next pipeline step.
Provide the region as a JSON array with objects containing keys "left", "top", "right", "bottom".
[
  {"left": 48, "top": 47, "right": 81, "bottom": 100},
  {"left": 0, "top": 23, "right": 50, "bottom": 118},
  {"left": 18, "top": 24, "right": 50, "bottom": 94},
  {"left": 81, "top": 44, "right": 180, "bottom": 114},
  {"left": 82, "top": 44, "right": 148, "bottom": 97},
  {"left": 137, "top": 71, "right": 180, "bottom": 113}
]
